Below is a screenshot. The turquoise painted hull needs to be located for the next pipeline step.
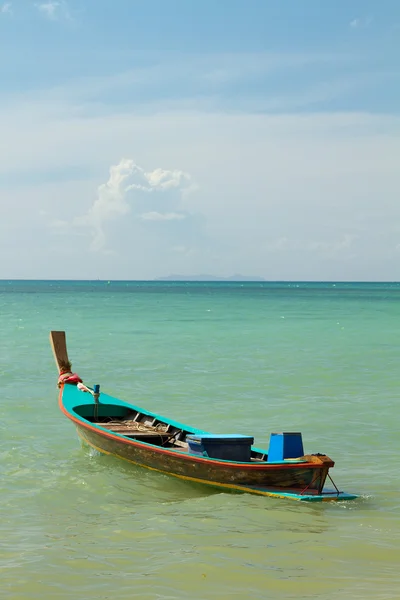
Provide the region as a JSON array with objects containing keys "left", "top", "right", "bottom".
[{"left": 59, "top": 383, "right": 359, "bottom": 503}]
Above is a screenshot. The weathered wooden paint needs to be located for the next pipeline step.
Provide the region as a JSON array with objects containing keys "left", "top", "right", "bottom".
[
  {"left": 74, "top": 426, "right": 357, "bottom": 502},
  {"left": 59, "top": 384, "right": 335, "bottom": 495},
  {"left": 50, "top": 330, "right": 358, "bottom": 503}
]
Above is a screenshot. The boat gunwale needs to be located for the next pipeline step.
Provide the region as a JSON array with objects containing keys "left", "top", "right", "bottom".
[{"left": 59, "top": 384, "right": 326, "bottom": 471}]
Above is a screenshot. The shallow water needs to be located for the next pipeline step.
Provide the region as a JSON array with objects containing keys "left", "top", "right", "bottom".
[{"left": 1, "top": 281, "right": 399, "bottom": 599}]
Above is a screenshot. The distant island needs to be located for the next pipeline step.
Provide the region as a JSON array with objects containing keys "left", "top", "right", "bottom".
[{"left": 155, "top": 274, "right": 265, "bottom": 282}]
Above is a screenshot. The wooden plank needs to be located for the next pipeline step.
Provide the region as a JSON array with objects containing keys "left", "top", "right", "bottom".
[
  {"left": 129, "top": 432, "right": 172, "bottom": 438},
  {"left": 49, "top": 331, "right": 71, "bottom": 374},
  {"left": 173, "top": 439, "right": 188, "bottom": 448},
  {"left": 302, "top": 454, "right": 335, "bottom": 468},
  {"left": 99, "top": 426, "right": 172, "bottom": 438}
]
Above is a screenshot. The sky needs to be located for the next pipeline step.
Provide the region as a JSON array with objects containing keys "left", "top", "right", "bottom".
[{"left": 0, "top": 0, "right": 399, "bottom": 280}]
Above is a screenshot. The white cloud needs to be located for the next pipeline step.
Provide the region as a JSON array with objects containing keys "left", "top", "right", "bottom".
[
  {"left": 141, "top": 211, "right": 186, "bottom": 221},
  {"left": 144, "top": 168, "right": 191, "bottom": 191},
  {"left": 35, "top": 1, "right": 59, "bottom": 19},
  {"left": 75, "top": 159, "right": 192, "bottom": 251},
  {"left": 0, "top": 50, "right": 362, "bottom": 122},
  {"left": 308, "top": 235, "right": 358, "bottom": 257},
  {"left": 0, "top": 76, "right": 399, "bottom": 279},
  {"left": 35, "top": 1, "right": 71, "bottom": 21},
  {"left": 350, "top": 16, "right": 373, "bottom": 29},
  {"left": 0, "top": 2, "right": 12, "bottom": 14},
  {"left": 50, "top": 218, "right": 69, "bottom": 230}
]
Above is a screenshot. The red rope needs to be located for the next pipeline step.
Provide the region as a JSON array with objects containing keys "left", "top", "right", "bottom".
[
  {"left": 299, "top": 471, "right": 321, "bottom": 495},
  {"left": 58, "top": 372, "right": 82, "bottom": 387}
]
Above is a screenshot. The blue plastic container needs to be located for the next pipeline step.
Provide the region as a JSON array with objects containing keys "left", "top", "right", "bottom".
[
  {"left": 187, "top": 434, "right": 254, "bottom": 462},
  {"left": 267, "top": 432, "right": 304, "bottom": 462}
]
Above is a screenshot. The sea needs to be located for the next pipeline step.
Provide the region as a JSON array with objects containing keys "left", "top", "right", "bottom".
[{"left": 0, "top": 280, "right": 399, "bottom": 600}]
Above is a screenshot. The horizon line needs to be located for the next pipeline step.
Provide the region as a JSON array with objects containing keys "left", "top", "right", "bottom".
[{"left": 1, "top": 279, "right": 400, "bottom": 284}]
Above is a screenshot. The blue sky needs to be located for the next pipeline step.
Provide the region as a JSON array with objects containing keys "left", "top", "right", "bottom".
[{"left": 0, "top": 0, "right": 399, "bottom": 279}]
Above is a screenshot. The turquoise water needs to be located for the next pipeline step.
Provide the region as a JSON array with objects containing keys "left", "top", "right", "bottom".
[{"left": 1, "top": 281, "right": 399, "bottom": 599}]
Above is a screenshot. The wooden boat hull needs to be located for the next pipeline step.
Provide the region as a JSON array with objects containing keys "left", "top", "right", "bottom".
[
  {"left": 51, "top": 331, "right": 358, "bottom": 502},
  {"left": 60, "top": 384, "right": 332, "bottom": 494},
  {"left": 76, "top": 422, "right": 321, "bottom": 488}
]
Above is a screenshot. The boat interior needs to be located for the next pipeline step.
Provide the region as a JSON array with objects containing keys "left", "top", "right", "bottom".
[{"left": 73, "top": 403, "right": 269, "bottom": 461}]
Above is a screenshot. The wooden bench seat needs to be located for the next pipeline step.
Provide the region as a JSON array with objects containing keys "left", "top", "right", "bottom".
[
  {"left": 95, "top": 423, "right": 190, "bottom": 448},
  {"left": 98, "top": 424, "right": 170, "bottom": 437}
]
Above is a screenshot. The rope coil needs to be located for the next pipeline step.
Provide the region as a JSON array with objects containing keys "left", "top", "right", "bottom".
[{"left": 58, "top": 371, "right": 83, "bottom": 387}]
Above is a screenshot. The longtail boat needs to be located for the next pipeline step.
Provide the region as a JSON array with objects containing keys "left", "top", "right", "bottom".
[{"left": 50, "top": 331, "right": 357, "bottom": 502}]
